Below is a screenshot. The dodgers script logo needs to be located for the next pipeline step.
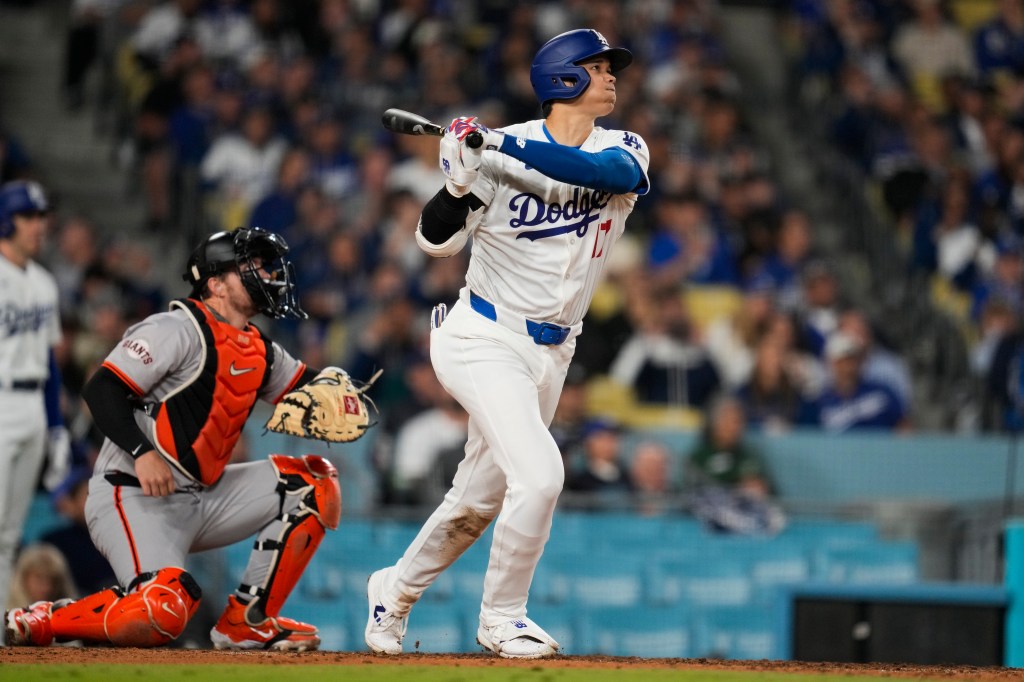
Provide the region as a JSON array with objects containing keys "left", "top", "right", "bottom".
[
  {"left": 0, "top": 302, "right": 54, "bottom": 338},
  {"left": 508, "top": 187, "right": 611, "bottom": 241}
]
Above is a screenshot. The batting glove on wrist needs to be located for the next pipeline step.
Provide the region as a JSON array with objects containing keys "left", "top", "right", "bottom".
[
  {"left": 439, "top": 130, "right": 478, "bottom": 197},
  {"left": 43, "top": 426, "right": 72, "bottom": 492}
]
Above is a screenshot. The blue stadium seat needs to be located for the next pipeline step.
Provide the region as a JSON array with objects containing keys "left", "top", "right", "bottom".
[
  {"left": 577, "top": 605, "right": 691, "bottom": 657},
  {"left": 690, "top": 604, "right": 781, "bottom": 660}
]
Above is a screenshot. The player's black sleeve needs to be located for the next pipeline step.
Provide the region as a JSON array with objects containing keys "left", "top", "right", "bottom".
[
  {"left": 419, "top": 186, "right": 484, "bottom": 244},
  {"left": 81, "top": 366, "right": 156, "bottom": 459},
  {"left": 295, "top": 365, "right": 319, "bottom": 388}
]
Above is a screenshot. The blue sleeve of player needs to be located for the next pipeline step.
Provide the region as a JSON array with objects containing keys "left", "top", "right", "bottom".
[
  {"left": 497, "top": 136, "right": 644, "bottom": 194},
  {"left": 44, "top": 349, "right": 64, "bottom": 428}
]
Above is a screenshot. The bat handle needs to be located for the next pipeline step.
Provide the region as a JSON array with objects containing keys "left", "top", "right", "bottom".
[{"left": 466, "top": 131, "right": 483, "bottom": 149}]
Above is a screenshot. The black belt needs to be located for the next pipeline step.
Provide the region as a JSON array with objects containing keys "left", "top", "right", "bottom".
[
  {"left": 4, "top": 379, "right": 43, "bottom": 391},
  {"left": 105, "top": 472, "right": 142, "bottom": 487}
]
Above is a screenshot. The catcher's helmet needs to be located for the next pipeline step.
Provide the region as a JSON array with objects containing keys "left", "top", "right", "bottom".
[
  {"left": 183, "top": 226, "right": 307, "bottom": 319},
  {"left": 530, "top": 29, "right": 632, "bottom": 106},
  {"left": 0, "top": 180, "right": 50, "bottom": 238}
]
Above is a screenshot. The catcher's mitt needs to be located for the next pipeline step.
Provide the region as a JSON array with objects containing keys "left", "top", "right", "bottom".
[{"left": 265, "top": 367, "right": 381, "bottom": 443}]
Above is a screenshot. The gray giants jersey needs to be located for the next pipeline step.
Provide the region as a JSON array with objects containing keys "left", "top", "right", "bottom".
[
  {"left": 465, "top": 120, "right": 650, "bottom": 326},
  {"left": 93, "top": 303, "right": 305, "bottom": 478}
]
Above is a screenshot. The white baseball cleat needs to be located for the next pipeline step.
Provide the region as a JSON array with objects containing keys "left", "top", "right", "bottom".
[
  {"left": 476, "top": 616, "right": 559, "bottom": 659},
  {"left": 364, "top": 568, "right": 407, "bottom": 655}
]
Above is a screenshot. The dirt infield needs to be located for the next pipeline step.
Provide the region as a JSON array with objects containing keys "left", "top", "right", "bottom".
[{"left": 4, "top": 647, "right": 1024, "bottom": 679}]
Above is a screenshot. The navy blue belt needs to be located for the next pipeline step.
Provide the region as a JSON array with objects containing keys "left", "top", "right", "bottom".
[{"left": 469, "top": 291, "right": 571, "bottom": 346}]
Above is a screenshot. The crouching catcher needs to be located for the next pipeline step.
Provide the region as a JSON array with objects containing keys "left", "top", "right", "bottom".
[{"left": 4, "top": 228, "right": 360, "bottom": 650}]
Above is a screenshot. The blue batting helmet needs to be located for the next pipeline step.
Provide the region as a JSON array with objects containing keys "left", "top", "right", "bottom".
[
  {"left": 530, "top": 29, "right": 632, "bottom": 106},
  {"left": 0, "top": 180, "right": 50, "bottom": 238}
]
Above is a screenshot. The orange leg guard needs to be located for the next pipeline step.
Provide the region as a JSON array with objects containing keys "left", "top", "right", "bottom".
[
  {"left": 50, "top": 567, "right": 202, "bottom": 646},
  {"left": 239, "top": 455, "right": 340, "bottom": 622}
]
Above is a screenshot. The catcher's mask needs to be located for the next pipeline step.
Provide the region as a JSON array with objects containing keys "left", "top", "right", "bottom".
[{"left": 183, "top": 227, "right": 307, "bottom": 320}]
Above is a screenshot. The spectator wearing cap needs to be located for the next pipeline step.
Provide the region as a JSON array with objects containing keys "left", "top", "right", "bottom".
[
  {"left": 37, "top": 466, "right": 115, "bottom": 595},
  {"left": 971, "top": 235, "right": 1024, "bottom": 322},
  {"left": 796, "top": 258, "right": 843, "bottom": 357},
  {"left": 565, "top": 418, "right": 633, "bottom": 499},
  {"left": 798, "top": 332, "right": 909, "bottom": 432},
  {"left": 836, "top": 308, "right": 913, "bottom": 411}
]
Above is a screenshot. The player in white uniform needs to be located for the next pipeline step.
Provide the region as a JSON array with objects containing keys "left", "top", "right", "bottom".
[
  {"left": 0, "top": 181, "right": 70, "bottom": 646},
  {"left": 366, "top": 29, "right": 650, "bottom": 659},
  {"left": 5, "top": 227, "right": 342, "bottom": 651}
]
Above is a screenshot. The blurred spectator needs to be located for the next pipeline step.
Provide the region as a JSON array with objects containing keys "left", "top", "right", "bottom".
[
  {"left": 685, "top": 396, "right": 785, "bottom": 535},
  {"left": 738, "top": 334, "right": 809, "bottom": 433},
  {"left": 38, "top": 466, "right": 115, "bottom": 595},
  {"left": 971, "top": 235, "right": 1024, "bottom": 322},
  {"left": 796, "top": 259, "right": 844, "bottom": 356},
  {"left": 973, "top": 0, "right": 1024, "bottom": 77},
  {"left": 972, "top": 298, "right": 1018, "bottom": 380},
  {"left": 193, "top": 0, "right": 259, "bottom": 70},
  {"left": 754, "top": 208, "right": 816, "bottom": 310},
  {"left": 6, "top": 543, "right": 78, "bottom": 611},
  {"left": 389, "top": 391, "right": 468, "bottom": 507},
  {"left": 648, "top": 191, "right": 738, "bottom": 288},
  {"left": 704, "top": 273, "right": 777, "bottom": 390},
  {"left": 629, "top": 440, "right": 675, "bottom": 516},
  {"left": 248, "top": 146, "right": 310, "bottom": 234},
  {"left": 798, "top": 331, "right": 909, "bottom": 432},
  {"left": 566, "top": 418, "right": 633, "bottom": 501},
  {"left": 48, "top": 215, "right": 100, "bottom": 320},
  {"left": 836, "top": 308, "right": 913, "bottom": 411},
  {"left": 549, "top": 364, "right": 590, "bottom": 464},
  {"left": 200, "top": 104, "right": 287, "bottom": 230},
  {"left": 891, "top": 0, "right": 975, "bottom": 110},
  {"left": 609, "top": 284, "right": 720, "bottom": 408}
]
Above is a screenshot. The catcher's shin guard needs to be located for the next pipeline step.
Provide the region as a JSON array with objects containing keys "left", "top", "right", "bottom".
[
  {"left": 240, "top": 454, "right": 341, "bottom": 620},
  {"left": 49, "top": 567, "right": 202, "bottom": 646}
]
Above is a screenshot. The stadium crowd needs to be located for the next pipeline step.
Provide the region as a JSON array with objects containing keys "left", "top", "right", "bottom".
[{"left": 5, "top": 0, "right": 1024, "bottom": 517}]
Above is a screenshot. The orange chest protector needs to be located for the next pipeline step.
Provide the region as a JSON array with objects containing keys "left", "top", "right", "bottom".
[{"left": 153, "top": 299, "right": 273, "bottom": 484}]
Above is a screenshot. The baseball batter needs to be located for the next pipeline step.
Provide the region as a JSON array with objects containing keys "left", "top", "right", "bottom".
[
  {"left": 4, "top": 227, "right": 342, "bottom": 651},
  {"left": 0, "top": 180, "right": 69, "bottom": 647},
  {"left": 366, "top": 29, "right": 649, "bottom": 659}
]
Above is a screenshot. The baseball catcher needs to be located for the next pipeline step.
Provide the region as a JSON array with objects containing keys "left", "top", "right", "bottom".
[{"left": 4, "top": 227, "right": 373, "bottom": 651}]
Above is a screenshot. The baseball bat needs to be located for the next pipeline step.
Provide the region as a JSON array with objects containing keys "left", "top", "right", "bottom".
[{"left": 381, "top": 108, "right": 483, "bottom": 148}]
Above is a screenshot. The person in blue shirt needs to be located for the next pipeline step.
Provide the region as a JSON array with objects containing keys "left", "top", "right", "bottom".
[{"left": 798, "top": 332, "right": 908, "bottom": 432}]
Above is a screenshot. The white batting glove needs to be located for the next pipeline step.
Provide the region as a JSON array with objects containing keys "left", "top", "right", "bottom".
[
  {"left": 43, "top": 426, "right": 72, "bottom": 492},
  {"left": 439, "top": 130, "right": 478, "bottom": 197}
]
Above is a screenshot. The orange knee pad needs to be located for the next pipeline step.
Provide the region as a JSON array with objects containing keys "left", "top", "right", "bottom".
[{"left": 51, "top": 567, "right": 202, "bottom": 646}]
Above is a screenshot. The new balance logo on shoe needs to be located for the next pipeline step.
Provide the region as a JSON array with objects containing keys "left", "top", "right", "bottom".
[
  {"left": 512, "top": 620, "right": 527, "bottom": 629},
  {"left": 373, "top": 604, "right": 386, "bottom": 624}
]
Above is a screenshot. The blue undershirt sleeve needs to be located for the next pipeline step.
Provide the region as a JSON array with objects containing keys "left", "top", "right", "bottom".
[
  {"left": 44, "top": 349, "right": 64, "bottom": 428},
  {"left": 497, "top": 136, "right": 645, "bottom": 194}
]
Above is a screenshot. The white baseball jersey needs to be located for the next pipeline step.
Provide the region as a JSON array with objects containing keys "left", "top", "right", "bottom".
[
  {"left": 0, "top": 253, "right": 60, "bottom": 644},
  {"left": 449, "top": 119, "right": 650, "bottom": 325},
  {"left": 0, "top": 255, "right": 61, "bottom": 385}
]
